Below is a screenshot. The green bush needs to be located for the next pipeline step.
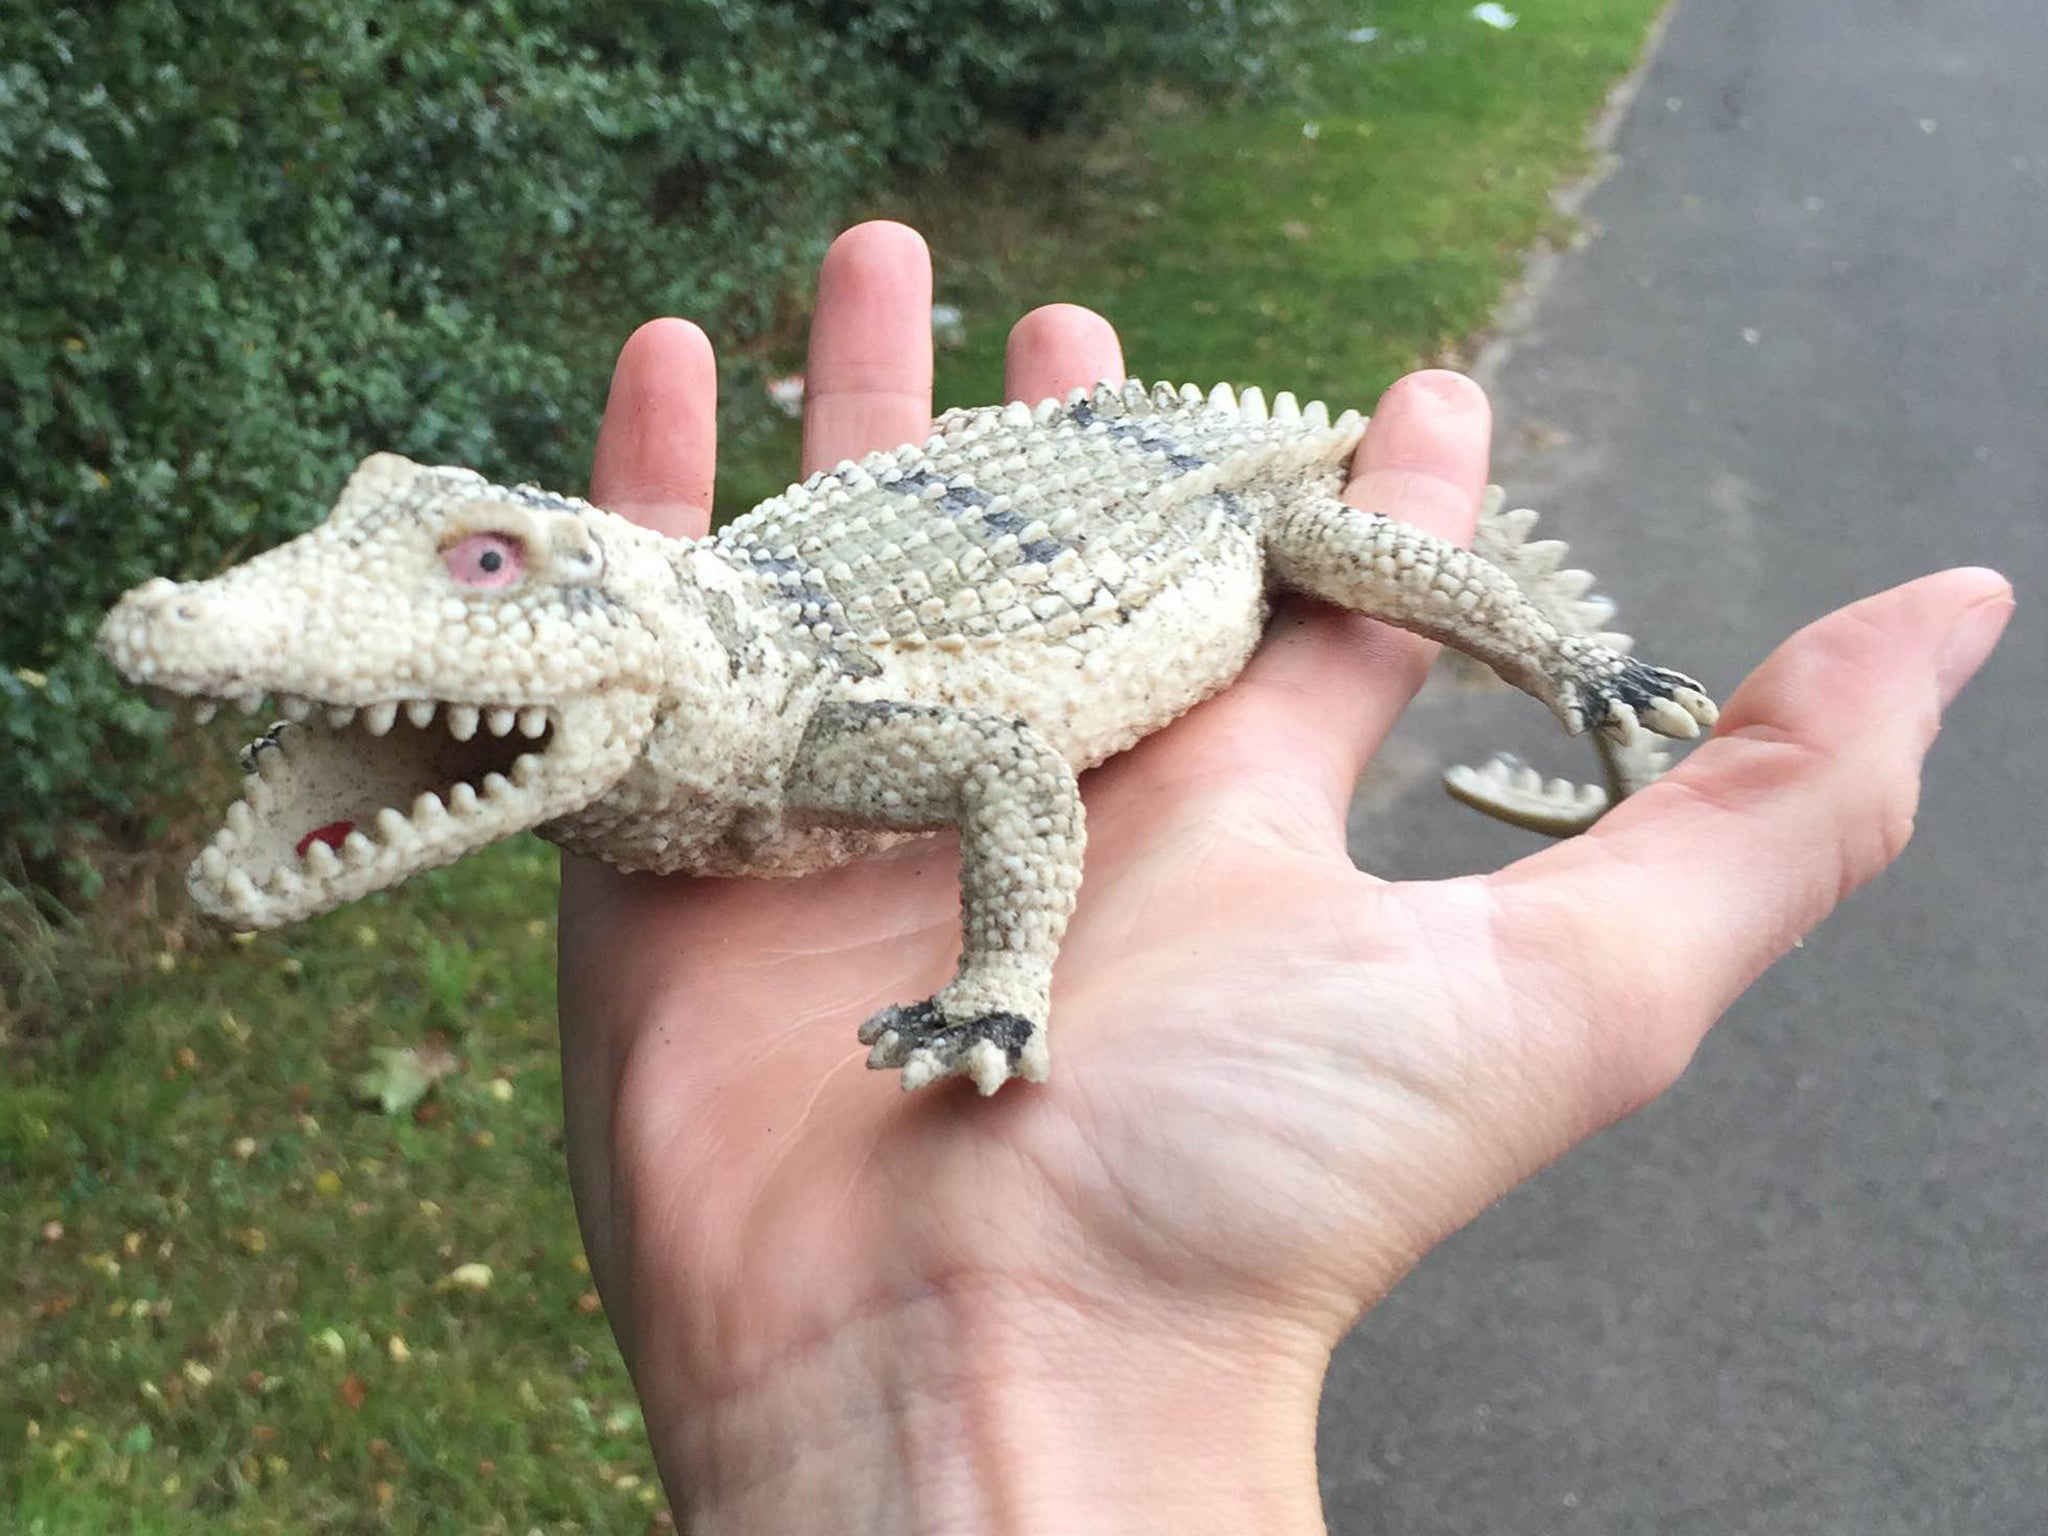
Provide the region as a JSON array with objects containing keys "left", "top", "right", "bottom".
[{"left": 0, "top": 0, "right": 1291, "bottom": 882}]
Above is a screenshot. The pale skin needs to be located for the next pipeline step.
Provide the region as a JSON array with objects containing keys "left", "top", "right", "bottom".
[{"left": 556, "top": 222, "right": 2013, "bottom": 1533}]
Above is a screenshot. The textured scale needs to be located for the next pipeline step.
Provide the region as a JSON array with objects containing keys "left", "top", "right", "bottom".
[{"left": 716, "top": 384, "right": 1357, "bottom": 647}]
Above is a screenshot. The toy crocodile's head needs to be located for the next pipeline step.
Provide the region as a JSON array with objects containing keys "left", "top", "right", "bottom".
[{"left": 99, "top": 453, "right": 669, "bottom": 928}]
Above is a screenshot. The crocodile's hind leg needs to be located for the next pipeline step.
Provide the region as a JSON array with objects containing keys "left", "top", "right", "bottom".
[
  {"left": 1441, "top": 487, "right": 1678, "bottom": 834},
  {"left": 785, "top": 701, "right": 1083, "bottom": 1094},
  {"left": 1262, "top": 492, "right": 1717, "bottom": 759}
]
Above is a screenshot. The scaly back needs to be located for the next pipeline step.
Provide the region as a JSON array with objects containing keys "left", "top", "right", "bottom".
[{"left": 710, "top": 380, "right": 1366, "bottom": 648}]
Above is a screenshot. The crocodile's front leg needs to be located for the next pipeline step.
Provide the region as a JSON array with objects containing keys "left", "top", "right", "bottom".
[{"left": 785, "top": 701, "right": 1085, "bottom": 1094}]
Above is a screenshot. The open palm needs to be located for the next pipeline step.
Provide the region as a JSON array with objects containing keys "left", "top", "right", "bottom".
[{"left": 556, "top": 224, "right": 2009, "bottom": 1525}]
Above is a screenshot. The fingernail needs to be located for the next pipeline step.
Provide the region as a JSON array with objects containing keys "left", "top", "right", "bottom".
[
  {"left": 1404, "top": 369, "right": 1485, "bottom": 411},
  {"left": 1937, "top": 588, "right": 2015, "bottom": 707}
]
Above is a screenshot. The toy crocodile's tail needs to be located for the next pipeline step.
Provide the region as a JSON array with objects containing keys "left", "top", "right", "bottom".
[{"left": 1441, "top": 487, "right": 1671, "bottom": 835}]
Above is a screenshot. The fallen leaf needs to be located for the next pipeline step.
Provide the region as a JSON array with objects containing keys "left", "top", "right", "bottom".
[
  {"left": 765, "top": 375, "right": 806, "bottom": 418},
  {"left": 339, "top": 1375, "right": 367, "bottom": 1410},
  {"left": 352, "top": 1045, "right": 458, "bottom": 1116},
  {"left": 442, "top": 1262, "right": 493, "bottom": 1293}
]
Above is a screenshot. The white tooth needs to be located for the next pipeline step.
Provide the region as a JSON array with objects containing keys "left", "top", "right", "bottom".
[
  {"left": 510, "top": 754, "right": 542, "bottom": 787},
  {"left": 235, "top": 691, "right": 266, "bottom": 715},
  {"left": 481, "top": 771, "right": 514, "bottom": 801},
  {"left": 269, "top": 866, "right": 304, "bottom": 898},
  {"left": 224, "top": 869, "right": 260, "bottom": 908},
  {"left": 304, "top": 841, "right": 341, "bottom": 878},
  {"left": 226, "top": 801, "right": 255, "bottom": 839},
  {"left": 198, "top": 846, "right": 230, "bottom": 882},
  {"left": 1272, "top": 390, "right": 1301, "bottom": 422},
  {"left": 280, "top": 695, "right": 313, "bottom": 723},
  {"left": 325, "top": 705, "right": 357, "bottom": 729},
  {"left": 342, "top": 831, "right": 377, "bottom": 866},
  {"left": 363, "top": 701, "right": 399, "bottom": 736},
  {"left": 448, "top": 783, "right": 480, "bottom": 816},
  {"left": 193, "top": 699, "right": 220, "bottom": 725},
  {"left": 1237, "top": 386, "right": 1267, "bottom": 422},
  {"left": 412, "top": 790, "right": 448, "bottom": 828},
  {"left": 405, "top": 699, "right": 438, "bottom": 729},
  {"left": 374, "top": 807, "right": 416, "bottom": 846},
  {"left": 1207, "top": 382, "right": 1237, "bottom": 413},
  {"left": 486, "top": 708, "right": 516, "bottom": 737},
  {"left": 446, "top": 705, "right": 479, "bottom": 741},
  {"left": 244, "top": 775, "right": 273, "bottom": 813},
  {"left": 517, "top": 708, "right": 549, "bottom": 738}
]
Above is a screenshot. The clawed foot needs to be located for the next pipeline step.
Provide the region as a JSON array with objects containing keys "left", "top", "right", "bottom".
[
  {"left": 1564, "top": 658, "right": 1718, "bottom": 743},
  {"left": 859, "top": 999, "right": 1048, "bottom": 1094}
]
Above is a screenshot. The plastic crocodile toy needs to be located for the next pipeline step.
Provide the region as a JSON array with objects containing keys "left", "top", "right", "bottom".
[{"left": 99, "top": 380, "right": 1716, "bottom": 1094}]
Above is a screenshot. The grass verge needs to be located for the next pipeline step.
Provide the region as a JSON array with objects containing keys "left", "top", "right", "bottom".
[{"left": 4, "top": 2, "right": 1666, "bottom": 1528}]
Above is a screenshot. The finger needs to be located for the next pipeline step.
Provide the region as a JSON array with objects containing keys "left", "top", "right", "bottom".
[
  {"left": 570, "top": 315, "right": 717, "bottom": 1295},
  {"left": 802, "top": 221, "right": 934, "bottom": 473},
  {"left": 1199, "top": 370, "right": 1491, "bottom": 811},
  {"left": 589, "top": 317, "right": 718, "bottom": 540},
  {"left": 1492, "top": 566, "right": 2013, "bottom": 1115},
  {"left": 1004, "top": 303, "right": 1125, "bottom": 405}
]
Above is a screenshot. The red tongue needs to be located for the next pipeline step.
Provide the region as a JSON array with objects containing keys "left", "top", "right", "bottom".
[{"left": 295, "top": 821, "right": 355, "bottom": 858}]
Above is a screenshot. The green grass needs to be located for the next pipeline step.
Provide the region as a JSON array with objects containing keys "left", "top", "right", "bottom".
[{"left": 4, "top": 1, "right": 1666, "bottom": 1527}]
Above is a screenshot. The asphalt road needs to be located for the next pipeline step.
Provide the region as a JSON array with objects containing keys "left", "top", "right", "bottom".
[{"left": 1326, "top": 1, "right": 2047, "bottom": 1530}]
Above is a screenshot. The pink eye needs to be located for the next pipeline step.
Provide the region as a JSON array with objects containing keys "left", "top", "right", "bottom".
[{"left": 444, "top": 533, "right": 524, "bottom": 588}]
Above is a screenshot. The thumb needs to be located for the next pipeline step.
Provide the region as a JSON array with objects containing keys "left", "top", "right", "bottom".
[{"left": 1490, "top": 566, "right": 2013, "bottom": 1112}]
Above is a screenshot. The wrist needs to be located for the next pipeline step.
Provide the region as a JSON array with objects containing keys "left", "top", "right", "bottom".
[{"left": 645, "top": 1278, "right": 1330, "bottom": 1536}]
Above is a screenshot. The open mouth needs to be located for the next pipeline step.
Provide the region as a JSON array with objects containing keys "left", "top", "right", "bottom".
[{"left": 175, "top": 690, "right": 567, "bottom": 927}]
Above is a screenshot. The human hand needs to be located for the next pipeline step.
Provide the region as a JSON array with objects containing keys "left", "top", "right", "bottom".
[{"left": 557, "top": 222, "right": 2011, "bottom": 1533}]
